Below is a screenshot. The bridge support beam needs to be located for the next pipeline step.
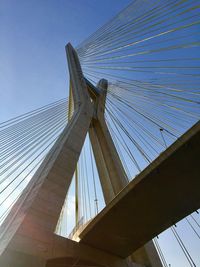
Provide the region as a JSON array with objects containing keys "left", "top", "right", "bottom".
[
  {"left": 80, "top": 121, "right": 200, "bottom": 259},
  {"left": 0, "top": 233, "right": 136, "bottom": 267}
]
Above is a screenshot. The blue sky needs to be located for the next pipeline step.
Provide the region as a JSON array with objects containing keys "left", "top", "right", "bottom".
[{"left": 0, "top": 0, "right": 131, "bottom": 122}]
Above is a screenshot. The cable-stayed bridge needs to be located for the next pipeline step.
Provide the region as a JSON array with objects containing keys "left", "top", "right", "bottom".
[{"left": 0, "top": 0, "right": 200, "bottom": 266}]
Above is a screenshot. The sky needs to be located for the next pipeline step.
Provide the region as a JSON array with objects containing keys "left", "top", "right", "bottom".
[
  {"left": 0, "top": 0, "right": 131, "bottom": 122},
  {"left": 0, "top": 1, "right": 200, "bottom": 266}
]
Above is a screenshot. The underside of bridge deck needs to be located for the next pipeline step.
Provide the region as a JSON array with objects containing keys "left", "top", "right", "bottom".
[{"left": 80, "top": 121, "right": 200, "bottom": 257}]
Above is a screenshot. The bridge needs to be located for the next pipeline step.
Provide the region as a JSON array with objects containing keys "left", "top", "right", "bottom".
[{"left": 0, "top": 1, "right": 200, "bottom": 267}]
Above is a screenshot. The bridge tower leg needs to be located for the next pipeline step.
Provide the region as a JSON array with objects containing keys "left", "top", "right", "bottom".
[
  {"left": 88, "top": 77, "right": 163, "bottom": 267},
  {"left": 0, "top": 43, "right": 93, "bottom": 266}
]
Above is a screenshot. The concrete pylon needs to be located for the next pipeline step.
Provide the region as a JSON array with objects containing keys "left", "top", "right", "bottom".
[
  {"left": 86, "top": 77, "right": 163, "bottom": 267},
  {"left": 88, "top": 78, "right": 128, "bottom": 204},
  {"left": 0, "top": 43, "right": 161, "bottom": 267}
]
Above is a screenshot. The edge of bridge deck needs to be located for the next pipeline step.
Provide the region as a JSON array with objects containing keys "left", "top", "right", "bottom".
[{"left": 79, "top": 121, "right": 200, "bottom": 258}]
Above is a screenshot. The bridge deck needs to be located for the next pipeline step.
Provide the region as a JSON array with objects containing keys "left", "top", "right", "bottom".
[{"left": 80, "top": 122, "right": 200, "bottom": 258}]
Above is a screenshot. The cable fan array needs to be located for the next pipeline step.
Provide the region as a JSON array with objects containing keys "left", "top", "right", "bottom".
[
  {"left": 0, "top": 99, "right": 68, "bottom": 224},
  {"left": 76, "top": 0, "right": 200, "bottom": 177},
  {"left": 71, "top": 0, "right": 200, "bottom": 265}
]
